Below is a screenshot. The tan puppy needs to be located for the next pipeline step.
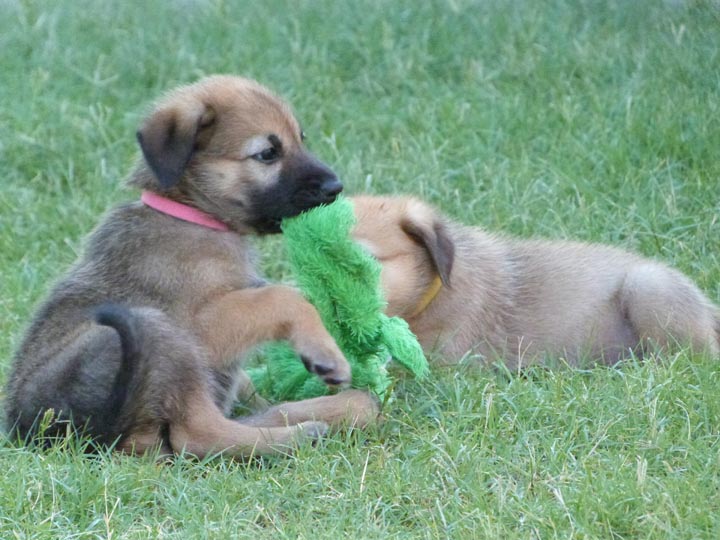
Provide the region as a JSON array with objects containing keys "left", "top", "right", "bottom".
[
  {"left": 351, "top": 195, "right": 720, "bottom": 367},
  {"left": 4, "top": 76, "right": 378, "bottom": 458}
]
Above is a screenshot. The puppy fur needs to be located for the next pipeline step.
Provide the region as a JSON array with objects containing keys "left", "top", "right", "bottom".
[
  {"left": 351, "top": 195, "right": 720, "bottom": 367},
  {"left": 3, "top": 76, "right": 378, "bottom": 458}
]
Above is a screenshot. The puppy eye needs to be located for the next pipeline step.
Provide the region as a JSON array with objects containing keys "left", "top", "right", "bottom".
[
  {"left": 252, "top": 147, "right": 281, "bottom": 164},
  {"left": 300, "top": 130, "right": 306, "bottom": 141}
]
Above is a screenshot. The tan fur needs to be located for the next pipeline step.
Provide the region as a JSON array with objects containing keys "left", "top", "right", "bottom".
[
  {"left": 351, "top": 195, "right": 720, "bottom": 367},
  {"left": 4, "top": 76, "right": 378, "bottom": 459}
]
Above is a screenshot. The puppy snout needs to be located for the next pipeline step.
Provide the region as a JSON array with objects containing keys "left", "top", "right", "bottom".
[
  {"left": 305, "top": 162, "right": 341, "bottom": 202},
  {"left": 320, "top": 177, "right": 343, "bottom": 199},
  {"left": 277, "top": 152, "right": 345, "bottom": 213}
]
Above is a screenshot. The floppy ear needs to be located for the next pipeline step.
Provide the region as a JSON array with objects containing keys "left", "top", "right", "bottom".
[
  {"left": 401, "top": 208, "right": 455, "bottom": 287},
  {"left": 136, "top": 101, "right": 216, "bottom": 189}
]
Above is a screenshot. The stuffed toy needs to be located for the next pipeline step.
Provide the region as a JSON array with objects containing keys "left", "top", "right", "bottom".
[{"left": 247, "top": 196, "right": 428, "bottom": 403}]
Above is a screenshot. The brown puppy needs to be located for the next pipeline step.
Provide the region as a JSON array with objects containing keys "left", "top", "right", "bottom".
[
  {"left": 351, "top": 195, "right": 720, "bottom": 367},
  {"left": 4, "top": 76, "right": 378, "bottom": 458}
]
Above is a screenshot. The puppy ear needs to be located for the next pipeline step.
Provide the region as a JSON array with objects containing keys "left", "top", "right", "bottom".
[
  {"left": 401, "top": 208, "right": 455, "bottom": 287},
  {"left": 136, "top": 101, "right": 216, "bottom": 189}
]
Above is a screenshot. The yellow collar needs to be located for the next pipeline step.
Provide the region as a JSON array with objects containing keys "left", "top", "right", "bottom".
[{"left": 408, "top": 275, "right": 443, "bottom": 318}]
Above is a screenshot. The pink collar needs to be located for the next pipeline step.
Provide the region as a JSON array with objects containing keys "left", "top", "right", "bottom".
[{"left": 141, "top": 190, "right": 229, "bottom": 232}]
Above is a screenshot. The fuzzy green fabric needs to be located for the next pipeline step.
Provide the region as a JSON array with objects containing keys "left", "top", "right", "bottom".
[{"left": 248, "top": 196, "right": 428, "bottom": 402}]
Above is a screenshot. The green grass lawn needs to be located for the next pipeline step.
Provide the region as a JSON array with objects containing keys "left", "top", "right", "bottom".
[{"left": 2, "top": 0, "right": 720, "bottom": 537}]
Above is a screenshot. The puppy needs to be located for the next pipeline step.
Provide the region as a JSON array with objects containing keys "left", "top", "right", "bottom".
[
  {"left": 351, "top": 195, "right": 720, "bottom": 367},
  {"left": 3, "top": 75, "right": 378, "bottom": 458}
]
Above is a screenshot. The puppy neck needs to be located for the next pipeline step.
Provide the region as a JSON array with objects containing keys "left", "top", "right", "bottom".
[
  {"left": 141, "top": 190, "right": 229, "bottom": 232},
  {"left": 407, "top": 275, "right": 443, "bottom": 318}
]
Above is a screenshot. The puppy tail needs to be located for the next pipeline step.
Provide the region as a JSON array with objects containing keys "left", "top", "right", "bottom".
[{"left": 93, "top": 303, "right": 142, "bottom": 442}]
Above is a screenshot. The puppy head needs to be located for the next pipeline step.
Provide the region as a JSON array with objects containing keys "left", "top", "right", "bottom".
[
  {"left": 351, "top": 196, "right": 454, "bottom": 318},
  {"left": 130, "top": 75, "right": 342, "bottom": 234}
]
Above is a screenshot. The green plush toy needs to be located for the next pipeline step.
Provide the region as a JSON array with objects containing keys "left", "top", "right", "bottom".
[{"left": 248, "top": 196, "right": 428, "bottom": 402}]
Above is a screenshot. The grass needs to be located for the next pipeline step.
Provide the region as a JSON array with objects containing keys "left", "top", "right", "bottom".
[{"left": 1, "top": 0, "right": 720, "bottom": 537}]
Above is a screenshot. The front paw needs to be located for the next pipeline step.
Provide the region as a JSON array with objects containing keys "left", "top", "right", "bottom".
[{"left": 299, "top": 347, "right": 351, "bottom": 387}]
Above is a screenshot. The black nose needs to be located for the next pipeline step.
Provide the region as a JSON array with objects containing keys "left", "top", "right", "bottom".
[{"left": 321, "top": 178, "right": 343, "bottom": 198}]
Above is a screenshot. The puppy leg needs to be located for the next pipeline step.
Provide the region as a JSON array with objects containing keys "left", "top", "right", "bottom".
[
  {"left": 5, "top": 322, "right": 130, "bottom": 444},
  {"left": 197, "top": 285, "right": 350, "bottom": 385},
  {"left": 117, "top": 425, "right": 172, "bottom": 456},
  {"left": 237, "top": 389, "right": 380, "bottom": 430},
  {"left": 168, "top": 391, "right": 327, "bottom": 458},
  {"left": 103, "top": 307, "right": 323, "bottom": 459},
  {"left": 233, "top": 370, "right": 271, "bottom": 412},
  {"left": 621, "top": 263, "right": 720, "bottom": 356}
]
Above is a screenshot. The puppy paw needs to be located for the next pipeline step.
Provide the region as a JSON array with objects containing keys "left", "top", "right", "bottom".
[
  {"left": 296, "top": 421, "right": 329, "bottom": 442},
  {"left": 335, "top": 389, "right": 381, "bottom": 429},
  {"left": 299, "top": 348, "right": 351, "bottom": 387}
]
